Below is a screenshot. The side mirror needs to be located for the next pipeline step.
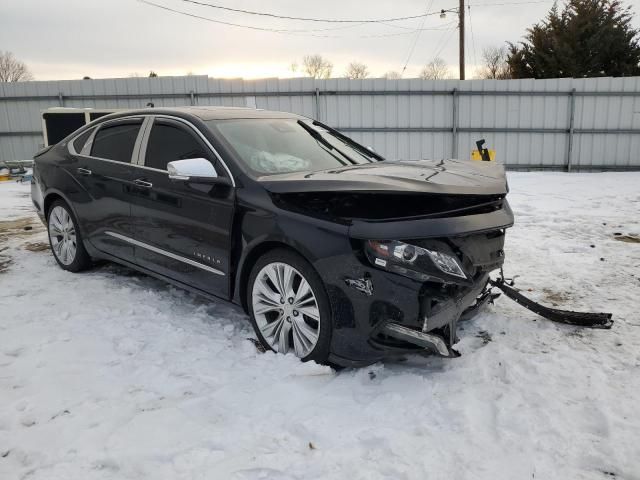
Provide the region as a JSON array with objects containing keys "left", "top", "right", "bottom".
[{"left": 167, "top": 158, "right": 230, "bottom": 185}]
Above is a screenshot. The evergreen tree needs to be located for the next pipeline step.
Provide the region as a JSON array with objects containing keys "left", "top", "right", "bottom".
[{"left": 507, "top": 0, "right": 640, "bottom": 78}]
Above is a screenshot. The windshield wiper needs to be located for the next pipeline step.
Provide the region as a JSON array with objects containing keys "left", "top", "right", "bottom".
[
  {"left": 312, "top": 120, "right": 384, "bottom": 161},
  {"left": 297, "top": 120, "right": 357, "bottom": 165}
]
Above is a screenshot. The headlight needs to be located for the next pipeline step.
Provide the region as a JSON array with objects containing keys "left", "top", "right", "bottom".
[{"left": 365, "top": 240, "right": 467, "bottom": 282}]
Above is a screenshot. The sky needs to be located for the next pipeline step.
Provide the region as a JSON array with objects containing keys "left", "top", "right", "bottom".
[{"left": 1, "top": 0, "right": 640, "bottom": 81}]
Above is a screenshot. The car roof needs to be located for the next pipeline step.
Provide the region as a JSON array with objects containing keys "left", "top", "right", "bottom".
[{"left": 99, "top": 106, "right": 306, "bottom": 122}]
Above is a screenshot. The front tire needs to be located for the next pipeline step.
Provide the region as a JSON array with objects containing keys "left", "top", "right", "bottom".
[
  {"left": 247, "top": 249, "right": 332, "bottom": 363},
  {"left": 47, "top": 200, "right": 92, "bottom": 272}
]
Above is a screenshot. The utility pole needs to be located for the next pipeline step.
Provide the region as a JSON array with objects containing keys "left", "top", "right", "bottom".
[{"left": 459, "top": 0, "right": 465, "bottom": 80}]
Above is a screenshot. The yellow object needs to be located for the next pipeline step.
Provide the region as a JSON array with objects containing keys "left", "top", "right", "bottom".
[{"left": 471, "top": 149, "right": 496, "bottom": 161}]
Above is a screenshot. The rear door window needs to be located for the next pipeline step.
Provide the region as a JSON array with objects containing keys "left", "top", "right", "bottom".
[
  {"left": 91, "top": 121, "right": 142, "bottom": 163},
  {"left": 144, "top": 121, "right": 210, "bottom": 171},
  {"left": 72, "top": 128, "right": 94, "bottom": 154}
]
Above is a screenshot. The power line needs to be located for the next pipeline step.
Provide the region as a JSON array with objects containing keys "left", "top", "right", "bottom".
[
  {"left": 176, "top": 0, "right": 456, "bottom": 23},
  {"left": 467, "top": 5, "right": 478, "bottom": 69},
  {"left": 432, "top": 24, "right": 458, "bottom": 60},
  {"left": 468, "top": 0, "right": 551, "bottom": 6},
  {"left": 401, "top": 0, "right": 436, "bottom": 76},
  {"left": 137, "top": 0, "right": 456, "bottom": 38}
]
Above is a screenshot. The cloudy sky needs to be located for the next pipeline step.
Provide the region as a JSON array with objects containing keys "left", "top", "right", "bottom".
[{"left": 2, "top": 0, "right": 640, "bottom": 80}]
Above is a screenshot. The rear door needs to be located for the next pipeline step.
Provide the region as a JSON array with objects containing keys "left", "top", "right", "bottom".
[
  {"left": 70, "top": 117, "right": 145, "bottom": 262},
  {"left": 130, "top": 116, "right": 235, "bottom": 298}
]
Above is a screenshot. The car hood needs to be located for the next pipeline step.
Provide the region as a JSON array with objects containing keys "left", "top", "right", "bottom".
[{"left": 258, "top": 159, "right": 508, "bottom": 196}]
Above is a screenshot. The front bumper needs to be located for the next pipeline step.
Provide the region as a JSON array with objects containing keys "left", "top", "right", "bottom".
[
  {"left": 315, "top": 252, "right": 496, "bottom": 367},
  {"left": 314, "top": 227, "right": 507, "bottom": 367}
]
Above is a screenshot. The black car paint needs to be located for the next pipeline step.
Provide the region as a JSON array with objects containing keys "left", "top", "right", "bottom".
[{"left": 32, "top": 107, "right": 514, "bottom": 367}]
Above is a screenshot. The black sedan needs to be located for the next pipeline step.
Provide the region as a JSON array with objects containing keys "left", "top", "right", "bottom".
[{"left": 31, "top": 107, "right": 513, "bottom": 367}]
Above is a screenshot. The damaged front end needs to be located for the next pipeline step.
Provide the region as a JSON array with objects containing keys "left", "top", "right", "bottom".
[
  {"left": 263, "top": 159, "right": 514, "bottom": 364},
  {"left": 360, "top": 228, "right": 510, "bottom": 359}
]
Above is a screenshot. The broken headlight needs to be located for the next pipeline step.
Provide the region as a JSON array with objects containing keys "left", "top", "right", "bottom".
[{"left": 365, "top": 240, "right": 467, "bottom": 282}]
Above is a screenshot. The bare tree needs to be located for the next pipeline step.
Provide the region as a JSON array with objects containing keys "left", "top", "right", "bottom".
[
  {"left": 477, "top": 46, "right": 511, "bottom": 79},
  {"left": 419, "top": 58, "right": 450, "bottom": 80},
  {"left": 302, "top": 54, "right": 333, "bottom": 79},
  {"left": 345, "top": 61, "right": 369, "bottom": 79},
  {"left": 0, "top": 51, "right": 33, "bottom": 82},
  {"left": 384, "top": 71, "right": 402, "bottom": 79}
]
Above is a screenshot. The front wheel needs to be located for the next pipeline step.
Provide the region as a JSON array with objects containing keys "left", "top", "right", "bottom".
[
  {"left": 247, "top": 249, "right": 332, "bottom": 363},
  {"left": 47, "top": 200, "right": 92, "bottom": 272}
]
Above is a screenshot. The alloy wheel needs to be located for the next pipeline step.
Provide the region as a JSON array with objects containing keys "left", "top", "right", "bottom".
[
  {"left": 251, "top": 262, "right": 321, "bottom": 358},
  {"left": 48, "top": 205, "right": 77, "bottom": 266}
]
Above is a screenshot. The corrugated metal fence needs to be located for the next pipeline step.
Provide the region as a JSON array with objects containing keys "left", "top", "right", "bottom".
[{"left": 2, "top": 75, "right": 640, "bottom": 170}]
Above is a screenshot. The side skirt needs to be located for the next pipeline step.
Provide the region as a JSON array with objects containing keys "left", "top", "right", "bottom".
[{"left": 88, "top": 247, "right": 240, "bottom": 307}]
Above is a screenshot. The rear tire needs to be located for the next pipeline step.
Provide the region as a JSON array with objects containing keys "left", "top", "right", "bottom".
[
  {"left": 247, "top": 249, "right": 332, "bottom": 364},
  {"left": 47, "top": 200, "right": 92, "bottom": 272}
]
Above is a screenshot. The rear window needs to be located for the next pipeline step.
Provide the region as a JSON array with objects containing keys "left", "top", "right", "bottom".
[
  {"left": 91, "top": 121, "right": 142, "bottom": 163},
  {"left": 72, "top": 128, "right": 94, "bottom": 154}
]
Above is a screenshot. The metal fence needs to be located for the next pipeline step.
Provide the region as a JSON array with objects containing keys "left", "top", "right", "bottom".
[{"left": 2, "top": 75, "right": 640, "bottom": 170}]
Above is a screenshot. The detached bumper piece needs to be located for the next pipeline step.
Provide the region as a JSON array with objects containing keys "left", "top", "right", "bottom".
[
  {"left": 382, "top": 323, "right": 458, "bottom": 357},
  {"left": 490, "top": 278, "right": 613, "bottom": 329}
]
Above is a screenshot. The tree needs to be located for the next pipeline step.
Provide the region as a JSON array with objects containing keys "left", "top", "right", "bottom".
[
  {"left": 149, "top": 71, "right": 158, "bottom": 78},
  {"left": 507, "top": 0, "right": 640, "bottom": 78},
  {"left": 0, "top": 51, "right": 33, "bottom": 82},
  {"left": 302, "top": 54, "right": 333, "bottom": 79},
  {"left": 345, "top": 61, "right": 369, "bottom": 79},
  {"left": 419, "top": 57, "right": 451, "bottom": 80},
  {"left": 477, "top": 46, "right": 512, "bottom": 79},
  {"left": 384, "top": 71, "right": 402, "bottom": 79}
]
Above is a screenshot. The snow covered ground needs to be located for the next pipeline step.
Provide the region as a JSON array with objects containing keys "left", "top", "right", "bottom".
[{"left": 0, "top": 173, "right": 639, "bottom": 480}]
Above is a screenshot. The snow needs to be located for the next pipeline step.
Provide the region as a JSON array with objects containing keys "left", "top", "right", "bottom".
[{"left": 1, "top": 173, "right": 639, "bottom": 480}]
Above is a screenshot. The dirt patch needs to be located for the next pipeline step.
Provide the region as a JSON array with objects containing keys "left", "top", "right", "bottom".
[
  {"left": 542, "top": 288, "right": 571, "bottom": 306},
  {"left": 0, "top": 217, "right": 46, "bottom": 271},
  {"left": 475, "top": 330, "right": 492, "bottom": 345},
  {"left": 613, "top": 234, "right": 640, "bottom": 244},
  {"left": 0, "top": 218, "right": 45, "bottom": 242},
  {"left": 23, "top": 241, "right": 50, "bottom": 252}
]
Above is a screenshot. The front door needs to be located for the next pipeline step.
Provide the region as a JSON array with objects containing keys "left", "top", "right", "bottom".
[{"left": 130, "top": 117, "right": 234, "bottom": 298}]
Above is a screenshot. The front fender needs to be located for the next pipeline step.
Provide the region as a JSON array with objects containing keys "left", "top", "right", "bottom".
[{"left": 231, "top": 204, "right": 351, "bottom": 307}]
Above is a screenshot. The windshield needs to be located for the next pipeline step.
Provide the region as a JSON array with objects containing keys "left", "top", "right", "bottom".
[{"left": 207, "top": 118, "right": 380, "bottom": 177}]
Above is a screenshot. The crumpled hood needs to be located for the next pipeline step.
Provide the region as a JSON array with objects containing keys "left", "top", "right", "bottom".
[{"left": 258, "top": 159, "right": 508, "bottom": 196}]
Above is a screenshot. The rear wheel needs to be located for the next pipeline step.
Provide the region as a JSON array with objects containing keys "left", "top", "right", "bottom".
[
  {"left": 47, "top": 200, "right": 92, "bottom": 272},
  {"left": 247, "top": 249, "right": 332, "bottom": 363}
]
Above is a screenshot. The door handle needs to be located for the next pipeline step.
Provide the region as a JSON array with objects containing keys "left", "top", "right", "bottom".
[
  {"left": 76, "top": 168, "right": 92, "bottom": 176},
  {"left": 134, "top": 179, "right": 153, "bottom": 188}
]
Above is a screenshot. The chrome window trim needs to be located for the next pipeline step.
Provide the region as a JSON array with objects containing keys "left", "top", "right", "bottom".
[
  {"left": 67, "top": 113, "right": 237, "bottom": 186},
  {"left": 67, "top": 126, "right": 97, "bottom": 156},
  {"left": 132, "top": 117, "right": 153, "bottom": 166},
  {"left": 137, "top": 116, "right": 154, "bottom": 166},
  {"left": 81, "top": 126, "right": 98, "bottom": 156},
  {"left": 70, "top": 116, "right": 145, "bottom": 163},
  {"left": 105, "top": 231, "right": 225, "bottom": 276}
]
